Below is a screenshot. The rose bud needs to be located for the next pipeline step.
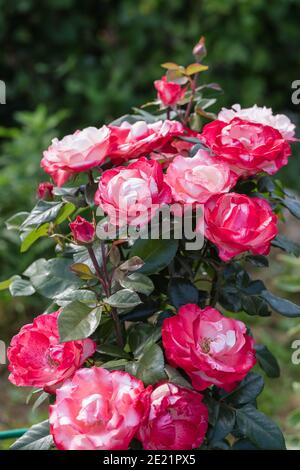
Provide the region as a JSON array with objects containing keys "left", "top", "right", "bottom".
[
  {"left": 37, "top": 182, "right": 54, "bottom": 200},
  {"left": 69, "top": 216, "right": 95, "bottom": 244},
  {"left": 154, "top": 76, "right": 186, "bottom": 107}
]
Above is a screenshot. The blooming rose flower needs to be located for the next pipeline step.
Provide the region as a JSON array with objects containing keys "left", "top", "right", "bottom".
[
  {"left": 69, "top": 216, "right": 95, "bottom": 244},
  {"left": 162, "top": 304, "right": 256, "bottom": 392},
  {"left": 204, "top": 193, "right": 278, "bottom": 261},
  {"left": 94, "top": 157, "right": 172, "bottom": 227},
  {"left": 165, "top": 150, "right": 237, "bottom": 204},
  {"left": 8, "top": 311, "right": 96, "bottom": 393},
  {"left": 218, "top": 104, "right": 296, "bottom": 140},
  {"left": 200, "top": 117, "right": 291, "bottom": 176},
  {"left": 136, "top": 382, "right": 208, "bottom": 450},
  {"left": 41, "top": 126, "right": 112, "bottom": 186},
  {"left": 107, "top": 120, "right": 185, "bottom": 162},
  {"left": 154, "top": 75, "right": 186, "bottom": 106},
  {"left": 50, "top": 367, "right": 145, "bottom": 450},
  {"left": 37, "top": 182, "right": 54, "bottom": 200}
]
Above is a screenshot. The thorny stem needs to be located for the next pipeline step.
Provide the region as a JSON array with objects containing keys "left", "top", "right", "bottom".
[
  {"left": 87, "top": 243, "right": 124, "bottom": 348},
  {"left": 184, "top": 74, "right": 198, "bottom": 125}
]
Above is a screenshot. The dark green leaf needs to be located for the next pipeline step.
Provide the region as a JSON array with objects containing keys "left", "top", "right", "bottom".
[
  {"left": 261, "top": 290, "right": 300, "bottom": 317},
  {"left": 168, "top": 277, "right": 199, "bottom": 308},
  {"left": 281, "top": 196, "right": 300, "bottom": 219},
  {"left": 136, "top": 344, "right": 166, "bottom": 385},
  {"left": 236, "top": 404, "right": 286, "bottom": 449},
  {"left": 130, "top": 239, "right": 178, "bottom": 275},
  {"left": 272, "top": 235, "right": 300, "bottom": 256},
  {"left": 224, "top": 373, "right": 264, "bottom": 406},
  {"left": 210, "top": 404, "right": 236, "bottom": 443},
  {"left": 5, "top": 212, "right": 29, "bottom": 230},
  {"left": 255, "top": 345, "right": 280, "bottom": 378}
]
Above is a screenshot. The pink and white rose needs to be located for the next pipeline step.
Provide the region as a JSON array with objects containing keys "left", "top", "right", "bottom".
[
  {"left": 7, "top": 311, "right": 96, "bottom": 393},
  {"left": 41, "top": 126, "right": 112, "bottom": 186},
  {"left": 162, "top": 304, "right": 256, "bottom": 392},
  {"left": 165, "top": 150, "right": 237, "bottom": 204},
  {"left": 137, "top": 382, "right": 208, "bottom": 450},
  {"left": 50, "top": 367, "right": 145, "bottom": 450},
  {"left": 94, "top": 157, "right": 172, "bottom": 227},
  {"left": 218, "top": 104, "right": 296, "bottom": 140},
  {"left": 204, "top": 192, "right": 278, "bottom": 261},
  {"left": 200, "top": 117, "right": 291, "bottom": 177}
]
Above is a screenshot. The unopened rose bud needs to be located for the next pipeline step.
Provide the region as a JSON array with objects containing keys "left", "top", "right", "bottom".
[
  {"left": 69, "top": 216, "right": 95, "bottom": 244},
  {"left": 37, "top": 182, "right": 54, "bottom": 200},
  {"left": 193, "top": 36, "right": 207, "bottom": 60}
]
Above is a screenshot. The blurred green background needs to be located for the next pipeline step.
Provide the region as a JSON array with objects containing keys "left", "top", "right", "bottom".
[{"left": 0, "top": 0, "right": 300, "bottom": 448}]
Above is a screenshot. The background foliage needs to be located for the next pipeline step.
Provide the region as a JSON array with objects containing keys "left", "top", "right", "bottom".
[{"left": 0, "top": 0, "right": 300, "bottom": 448}]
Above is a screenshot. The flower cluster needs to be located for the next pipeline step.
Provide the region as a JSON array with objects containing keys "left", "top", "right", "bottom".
[{"left": 6, "top": 45, "right": 298, "bottom": 452}]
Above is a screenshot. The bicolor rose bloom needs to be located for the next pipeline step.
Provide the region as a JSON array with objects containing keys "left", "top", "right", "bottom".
[
  {"left": 69, "top": 216, "right": 95, "bottom": 244},
  {"left": 94, "top": 157, "right": 172, "bottom": 227},
  {"left": 218, "top": 104, "right": 296, "bottom": 140},
  {"left": 200, "top": 117, "right": 291, "bottom": 176},
  {"left": 165, "top": 150, "right": 237, "bottom": 204},
  {"left": 137, "top": 382, "right": 208, "bottom": 450},
  {"left": 107, "top": 120, "right": 185, "bottom": 162},
  {"left": 204, "top": 192, "right": 278, "bottom": 261},
  {"left": 37, "top": 182, "right": 54, "bottom": 200},
  {"left": 7, "top": 311, "right": 96, "bottom": 393},
  {"left": 162, "top": 304, "right": 256, "bottom": 392},
  {"left": 50, "top": 367, "right": 145, "bottom": 450},
  {"left": 41, "top": 126, "right": 112, "bottom": 186},
  {"left": 154, "top": 75, "right": 186, "bottom": 106}
]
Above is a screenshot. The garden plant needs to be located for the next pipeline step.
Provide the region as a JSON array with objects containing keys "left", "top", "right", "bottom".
[{"left": 4, "top": 39, "right": 300, "bottom": 451}]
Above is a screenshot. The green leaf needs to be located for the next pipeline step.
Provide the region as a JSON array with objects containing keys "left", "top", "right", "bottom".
[
  {"left": 136, "top": 344, "right": 166, "bottom": 385},
  {"left": 97, "top": 345, "right": 130, "bottom": 359},
  {"left": 55, "top": 202, "right": 76, "bottom": 225},
  {"left": 29, "top": 258, "right": 82, "bottom": 299},
  {"left": 261, "top": 290, "right": 300, "bottom": 317},
  {"left": 58, "top": 301, "right": 102, "bottom": 342},
  {"left": 168, "top": 277, "right": 199, "bottom": 308},
  {"left": 281, "top": 196, "right": 300, "bottom": 219},
  {"left": 185, "top": 63, "right": 208, "bottom": 75},
  {"left": 120, "top": 273, "right": 154, "bottom": 295},
  {"left": 0, "top": 275, "right": 18, "bottom": 291},
  {"left": 55, "top": 288, "right": 97, "bottom": 307},
  {"left": 272, "top": 235, "right": 300, "bottom": 256},
  {"left": 106, "top": 289, "right": 141, "bottom": 309},
  {"left": 236, "top": 404, "right": 286, "bottom": 450},
  {"left": 5, "top": 212, "right": 29, "bottom": 230},
  {"left": 224, "top": 372, "right": 264, "bottom": 406},
  {"left": 10, "top": 420, "right": 53, "bottom": 450},
  {"left": 84, "top": 182, "right": 98, "bottom": 206},
  {"left": 255, "top": 345, "right": 280, "bottom": 378},
  {"left": 21, "top": 201, "right": 63, "bottom": 228},
  {"left": 20, "top": 223, "right": 49, "bottom": 253},
  {"left": 161, "top": 62, "right": 181, "bottom": 70},
  {"left": 127, "top": 323, "right": 161, "bottom": 357},
  {"left": 9, "top": 277, "right": 35, "bottom": 296},
  {"left": 130, "top": 239, "right": 178, "bottom": 275},
  {"left": 70, "top": 263, "right": 96, "bottom": 280},
  {"left": 101, "top": 358, "right": 129, "bottom": 370},
  {"left": 210, "top": 404, "right": 236, "bottom": 443},
  {"left": 164, "top": 365, "right": 192, "bottom": 389},
  {"left": 119, "top": 256, "right": 144, "bottom": 272},
  {"left": 287, "top": 408, "right": 300, "bottom": 429}
]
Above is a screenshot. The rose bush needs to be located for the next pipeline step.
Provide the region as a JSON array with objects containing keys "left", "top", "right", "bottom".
[{"left": 5, "top": 38, "right": 300, "bottom": 451}]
